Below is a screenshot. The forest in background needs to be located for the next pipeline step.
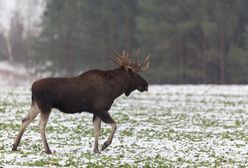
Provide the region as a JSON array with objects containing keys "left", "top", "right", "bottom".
[{"left": 1, "top": 0, "right": 248, "bottom": 84}]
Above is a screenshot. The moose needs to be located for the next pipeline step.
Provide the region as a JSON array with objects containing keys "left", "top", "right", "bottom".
[{"left": 12, "top": 50, "right": 150, "bottom": 154}]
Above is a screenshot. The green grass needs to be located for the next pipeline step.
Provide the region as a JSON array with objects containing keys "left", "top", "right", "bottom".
[{"left": 1, "top": 86, "right": 248, "bottom": 167}]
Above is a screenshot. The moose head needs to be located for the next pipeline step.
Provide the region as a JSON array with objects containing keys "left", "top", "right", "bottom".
[{"left": 109, "top": 50, "right": 150, "bottom": 96}]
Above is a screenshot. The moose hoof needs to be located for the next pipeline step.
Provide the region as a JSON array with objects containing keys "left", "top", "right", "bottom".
[
  {"left": 101, "top": 141, "right": 110, "bottom": 151},
  {"left": 94, "top": 149, "right": 101, "bottom": 154},
  {"left": 12, "top": 144, "right": 18, "bottom": 151},
  {"left": 12, "top": 147, "right": 17, "bottom": 151},
  {"left": 45, "top": 149, "right": 52, "bottom": 154}
]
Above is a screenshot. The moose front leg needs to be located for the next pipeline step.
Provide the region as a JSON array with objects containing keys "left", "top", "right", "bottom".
[
  {"left": 102, "top": 122, "right": 117, "bottom": 151},
  {"left": 93, "top": 115, "right": 101, "bottom": 153},
  {"left": 95, "top": 111, "right": 117, "bottom": 151}
]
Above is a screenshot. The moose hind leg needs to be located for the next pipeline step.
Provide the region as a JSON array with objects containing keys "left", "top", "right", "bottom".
[
  {"left": 96, "top": 112, "right": 117, "bottom": 151},
  {"left": 93, "top": 115, "right": 101, "bottom": 153},
  {"left": 39, "top": 111, "right": 52, "bottom": 154},
  {"left": 12, "top": 103, "right": 40, "bottom": 151}
]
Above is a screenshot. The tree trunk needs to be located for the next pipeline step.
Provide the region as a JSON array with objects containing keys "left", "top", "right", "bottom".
[
  {"left": 219, "top": 30, "right": 225, "bottom": 84},
  {"left": 201, "top": 33, "right": 207, "bottom": 84},
  {"left": 65, "top": 31, "right": 74, "bottom": 75},
  {"left": 177, "top": 36, "right": 184, "bottom": 83},
  {"left": 5, "top": 34, "right": 14, "bottom": 64},
  {"left": 123, "top": 16, "right": 130, "bottom": 50}
]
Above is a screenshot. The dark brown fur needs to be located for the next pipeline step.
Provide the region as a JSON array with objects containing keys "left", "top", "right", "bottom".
[{"left": 12, "top": 66, "right": 148, "bottom": 154}]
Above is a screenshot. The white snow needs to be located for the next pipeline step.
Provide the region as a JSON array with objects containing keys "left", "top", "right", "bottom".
[
  {"left": 1, "top": 85, "right": 248, "bottom": 167},
  {"left": 0, "top": 61, "right": 32, "bottom": 87}
]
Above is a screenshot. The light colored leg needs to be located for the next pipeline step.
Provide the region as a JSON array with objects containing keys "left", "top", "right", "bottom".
[
  {"left": 39, "top": 111, "right": 52, "bottom": 154},
  {"left": 93, "top": 115, "right": 101, "bottom": 153},
  {"left": 102, "top": 122, "right": 117, "bottom": 151},
  {"left": 12, "top": 103, "right": 40, "bottom": 151},
  {"left": 96, "top": 111, "right": 117, "bottom": 151}
]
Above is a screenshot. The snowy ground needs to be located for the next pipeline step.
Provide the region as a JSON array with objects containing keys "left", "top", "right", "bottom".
[
  {"left": 0, "top": 61, "right": 31, "bottom": 87},
  {"left": 1, "top": 85, "right": 248, "bottom": 167}
]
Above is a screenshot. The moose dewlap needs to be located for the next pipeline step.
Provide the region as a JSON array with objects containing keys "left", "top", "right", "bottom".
[{"left": 12, "top": 50, "right": 150, "bottom": 154}]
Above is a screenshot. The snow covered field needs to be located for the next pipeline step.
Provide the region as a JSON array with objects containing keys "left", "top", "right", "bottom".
[{"left": 1, "top": 85, "right": 248, "bottom": 167}]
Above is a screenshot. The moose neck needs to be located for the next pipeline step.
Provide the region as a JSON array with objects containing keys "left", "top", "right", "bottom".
[{"left": 110, "top": 66, "right": 131, "bottom": 98}]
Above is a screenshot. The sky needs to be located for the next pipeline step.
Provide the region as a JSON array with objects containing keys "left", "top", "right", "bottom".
[
  {"left": 0, "top": 0, "right": 44, "bottom": 31},
  {"left": 0, "top": 0, "right": 16, "bottom": 30}
]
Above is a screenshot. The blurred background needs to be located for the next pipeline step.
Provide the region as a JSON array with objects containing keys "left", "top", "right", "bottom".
[{"left": 0, "top": 0, "right": 248, "bottom": 85}]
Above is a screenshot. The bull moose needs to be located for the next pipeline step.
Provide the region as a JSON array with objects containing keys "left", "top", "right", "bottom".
[{"left": 12, "top": 50, "right": 150, "bottom": 154}]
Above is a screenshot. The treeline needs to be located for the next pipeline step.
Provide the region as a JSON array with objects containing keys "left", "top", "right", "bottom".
[
  {"left": 1, "top": 0, "right": 248, "bottom": 84},
  {"left": 0, "top": 0, "right": 43, "bottom": 66},
  {"left": 138, "top": 0, "right": 248, "bottom": 84}
]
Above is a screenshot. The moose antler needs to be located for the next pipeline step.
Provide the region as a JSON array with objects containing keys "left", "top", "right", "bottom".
[
  {"left": 130, "top": 53, "right": 150, "bottom": 72},
  {"left": 109, "top": 49, "right": 150, "bottom": 73}
]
